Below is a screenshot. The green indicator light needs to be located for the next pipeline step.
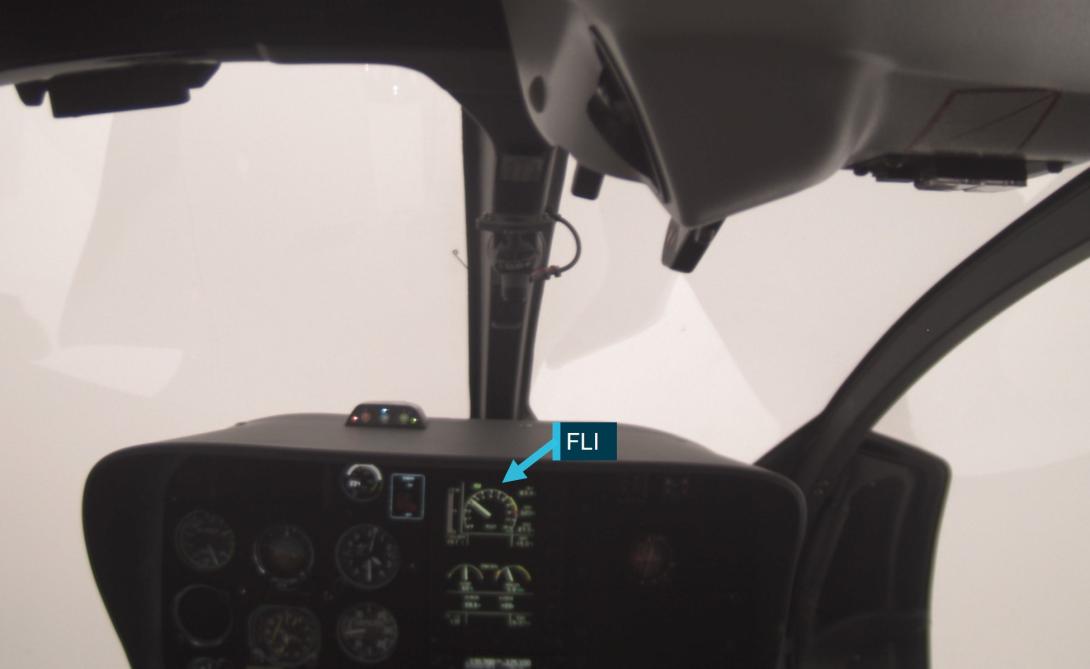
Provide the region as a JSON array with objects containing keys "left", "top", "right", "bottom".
[
  {"left": 409, "top": 416, "right": 418, "bottom": 425},
  {"left": 399, "top": 412, "right": 410, "bottom": 425}
]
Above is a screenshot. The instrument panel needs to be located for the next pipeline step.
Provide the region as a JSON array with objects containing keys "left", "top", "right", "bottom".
[
  {"left": 83, "top": 416, "right": 804, "bottom": 669},
  {"left": 163, "top": 460, "right": 562, "bottom": 668}
]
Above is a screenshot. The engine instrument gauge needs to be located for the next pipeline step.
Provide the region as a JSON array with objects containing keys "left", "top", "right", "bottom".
[
  {"left": 462, "top": 488, "right": 518, "bottom": 533},
  {"left": 337, "top": 602, "right": 399, "bottom": 664},
  {"left": 447, "top": 563, "right": 485, "bottom": 592},
  {"left": 494, "top": 564, "right": 533, "bottom": 591},
  {"left": 253, "top": 524, "right": 314, "bottom": 588},
  {"left": 248, "top": 605, "right": 321, "bottom": 667},
  {"left": 335, "top": 524, "right": 401, "bottom": 590},
  {"left": 174, "top": 510, "right": 235, "bottom": 572}
]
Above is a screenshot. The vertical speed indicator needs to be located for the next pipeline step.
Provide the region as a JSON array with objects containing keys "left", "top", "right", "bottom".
[{"left": 337, "top": 602, "right": 399, "bottom": 664}]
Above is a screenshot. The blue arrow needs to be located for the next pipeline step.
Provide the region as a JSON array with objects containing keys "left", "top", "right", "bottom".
[{"left": 503, "top": 422, "right": 560, "bottom": 483}]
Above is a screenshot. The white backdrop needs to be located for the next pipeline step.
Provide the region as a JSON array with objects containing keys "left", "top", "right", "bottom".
[{"left": 1, "top": 63, "right": 1085, "bottom": 667}]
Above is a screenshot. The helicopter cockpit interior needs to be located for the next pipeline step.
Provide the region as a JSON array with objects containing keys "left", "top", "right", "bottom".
[{"left": 7, "top": 1, "right": 1090, "bottom": 668}]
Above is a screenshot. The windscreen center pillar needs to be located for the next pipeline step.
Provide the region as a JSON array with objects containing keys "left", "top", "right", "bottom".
[{"left": 462, "top": 113, "right": 567, "bottom": 420}]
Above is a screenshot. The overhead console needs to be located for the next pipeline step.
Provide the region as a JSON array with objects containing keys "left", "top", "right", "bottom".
[
  {"left": 84, "top": 415, "right": 803, "bottom": 669},
  {"left": 503, "top": 0, "right": 1090, "bottom": 269}
]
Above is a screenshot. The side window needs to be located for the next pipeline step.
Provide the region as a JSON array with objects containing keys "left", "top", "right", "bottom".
[{"left": 876, "top": 257, "right": 1090, "bottom": 668}]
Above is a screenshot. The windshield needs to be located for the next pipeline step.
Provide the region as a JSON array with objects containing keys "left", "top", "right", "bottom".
[
  {"left": 533, "top": 161, "right": 1072, "bottom": 462},
  {"left": 0, "top": 62, "right": 1075, "bottom": 666}
]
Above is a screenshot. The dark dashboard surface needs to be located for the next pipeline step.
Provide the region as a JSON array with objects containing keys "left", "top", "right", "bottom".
[{"left": 84, "top": 416, "right": 804, "bottom": 669}]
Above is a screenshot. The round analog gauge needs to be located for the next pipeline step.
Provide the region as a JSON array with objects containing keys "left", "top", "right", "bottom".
[
  {"left": 494, "top": 564, "right": 532, "bottom": 590},
  {"left": 340, "top": 463, "right": 384, "bottom": 502},
  {"left": 173, "top": 584, "right": 233, "bottom": 648},
  {"left": 248, "top": 605, "right": 321, "bottom": 667},
  {"left": 335, "top": 524, "right": 401, "bottom": 590},
  {"left": 447, "top": 563, "right": 485, "bottom": 592},
  {"left": 337, "top": 602, "right": 399, "bottom": 664},
  {"left": 175, "top": 510, "right": 235, "bottom": 572},
  {"left": 462, "top": 488, "right": 519, "bottom": 533},
  {"left": 253, "top": 525, "right": 314, "bottom": 588}
]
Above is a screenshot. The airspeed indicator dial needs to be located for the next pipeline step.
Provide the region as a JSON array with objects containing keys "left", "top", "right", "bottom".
[{"left": 463, "top": 488, "right": 518, "bottom": 533}]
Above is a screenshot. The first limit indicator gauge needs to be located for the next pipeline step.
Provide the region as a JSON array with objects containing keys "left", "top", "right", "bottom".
[
  {"left": 463, "top": 488, "right": 518, "bottom": 534},
  {"left": 446, "top": 482, "right": 535, "bottom": 548}
]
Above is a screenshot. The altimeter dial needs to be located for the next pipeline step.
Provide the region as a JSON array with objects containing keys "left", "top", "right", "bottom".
[{"left": 335, "top": 524, "right": 401, "bottom": 590}]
